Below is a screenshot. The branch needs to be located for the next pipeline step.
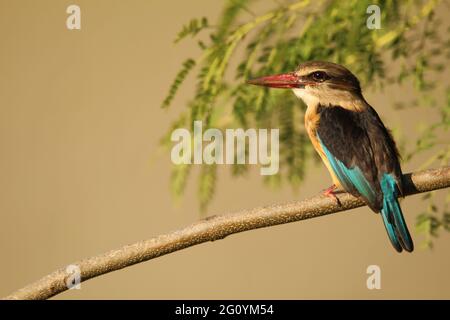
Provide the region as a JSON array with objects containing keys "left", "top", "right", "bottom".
[{"left": 4, "top": 167, "right": 450, "bottom": 300}]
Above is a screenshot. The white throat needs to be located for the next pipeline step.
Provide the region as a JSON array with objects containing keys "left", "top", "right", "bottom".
[
  {"left": 292, "top": 88, "right": 319, "bottom": 107},
  {"left": 292, "top": 87, "right": 366, "bottom": 111}
]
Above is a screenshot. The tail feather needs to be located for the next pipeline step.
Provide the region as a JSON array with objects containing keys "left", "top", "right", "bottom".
[
  {"left": 380, "top": 209, "right": 402, "bottom": 252},
  {"left": 380, "top": 174, "right": 414, "bottom": 253}
]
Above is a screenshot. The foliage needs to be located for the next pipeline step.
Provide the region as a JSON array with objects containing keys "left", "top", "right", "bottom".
[
  {"left": 161, "top": 0, "right": 450, "bottom": 245},
  {"left": 174, "top": 17, "right": 209, "bottom": 44},
  {"left": 416, "top": 192, "right": 450, "bottom": 249}
]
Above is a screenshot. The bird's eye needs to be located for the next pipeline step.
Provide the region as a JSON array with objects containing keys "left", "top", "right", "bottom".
[{"left": 311, "top": 71, "right": 329, "bottom": 82}]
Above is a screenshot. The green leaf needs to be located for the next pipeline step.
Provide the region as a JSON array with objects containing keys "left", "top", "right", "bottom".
[
  {"left": 161, "top": 59, "right": 196, "bottom": 109},
  {"left": 171, "top": 164, "right": 192, "bottom": 199},
  {"left": 198, "top": 165, "right": 217, "bottom": 213},
  {"left": 174, "top": 17, "right": 209, "bottom": 43}
]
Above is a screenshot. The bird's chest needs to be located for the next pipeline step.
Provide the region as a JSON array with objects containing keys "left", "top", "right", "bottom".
[
  {"left": 304, "top": 105, "right": 322, "bottom": 152},
  {"left": 304, "top": 104, "right": 343, "bottom": 187}
]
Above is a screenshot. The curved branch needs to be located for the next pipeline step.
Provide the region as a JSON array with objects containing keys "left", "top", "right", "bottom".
[{"left": 4, "top": 167, "right": 450, "bottom": 300}]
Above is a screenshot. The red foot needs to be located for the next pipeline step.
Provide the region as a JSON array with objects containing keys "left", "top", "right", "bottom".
[{"left": 323, "top": 184, "right": 341, "bottom": 206}]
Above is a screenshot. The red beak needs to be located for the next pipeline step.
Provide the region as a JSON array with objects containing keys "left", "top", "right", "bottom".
[{"left": 247, "top": 72, "right": 305, "bottom": 89}]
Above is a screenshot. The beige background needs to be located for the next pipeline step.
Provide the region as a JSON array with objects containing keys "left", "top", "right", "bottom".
[{"left": 0, "top": 0, "right": 449, "bottom": 299}]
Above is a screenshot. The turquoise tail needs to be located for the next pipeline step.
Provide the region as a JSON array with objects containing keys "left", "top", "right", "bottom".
[{"left": 380, "top": 174, "right": 414, "bottom": 252}]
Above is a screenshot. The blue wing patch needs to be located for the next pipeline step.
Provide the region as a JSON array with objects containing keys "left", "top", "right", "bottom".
[{"left": 318, "top": 135, "right": 377, "bottom": 206}]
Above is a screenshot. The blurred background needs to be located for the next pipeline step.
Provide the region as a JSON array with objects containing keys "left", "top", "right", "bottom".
[{"left": 0, "top": 0, "right": 449, "bottom": 299}]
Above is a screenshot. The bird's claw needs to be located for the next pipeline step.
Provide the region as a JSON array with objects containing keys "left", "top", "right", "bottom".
[{"left": 323, "top": 184, "right": 341, "bottom": 206}]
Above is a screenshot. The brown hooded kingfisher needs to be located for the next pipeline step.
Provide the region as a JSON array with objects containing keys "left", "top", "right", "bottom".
[{"left": 248, "top": 61, "right": 414, "bottom": 253}]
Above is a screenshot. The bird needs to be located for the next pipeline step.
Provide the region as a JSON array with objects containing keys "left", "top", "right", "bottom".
[{"left": 247, "top": 61, "right": 414, "bottom": 253}]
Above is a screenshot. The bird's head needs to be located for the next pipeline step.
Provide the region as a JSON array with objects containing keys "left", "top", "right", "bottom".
[{"left": 247, "top": 61, "right": 362, "bottom": 107}]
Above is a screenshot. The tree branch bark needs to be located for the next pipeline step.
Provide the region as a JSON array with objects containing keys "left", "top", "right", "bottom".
[{"left": 3, "top": 166, "right": 450, "bottom": 300}]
